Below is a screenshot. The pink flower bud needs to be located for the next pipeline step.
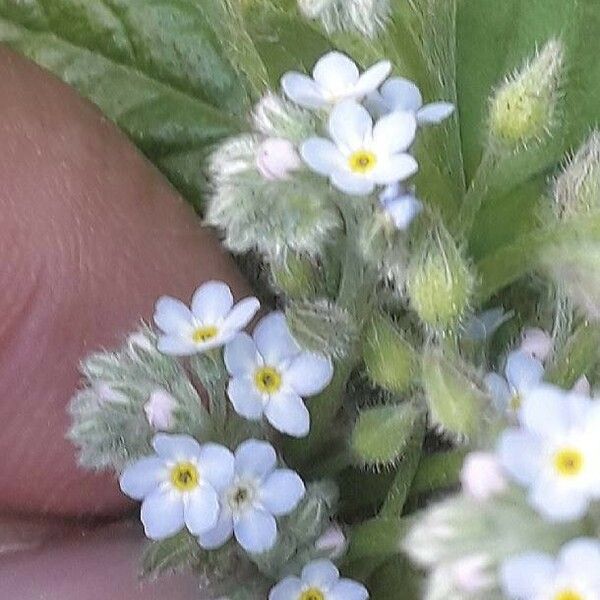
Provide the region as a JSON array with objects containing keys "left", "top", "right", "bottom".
[
  {"left": 144, "top": 388, "right": 177, "bottom": 431},
  {"left": 451, "top": 554, "right": 493, "bottom": 593},
  {"left": 256, "top": 138, "right": 301, "bottom": 180},
  {"left": 315, "top": 523, "right": 347, "bottom": 559},
  {"left": 461, "top": 452, "right": 507, "bottom": 501}
]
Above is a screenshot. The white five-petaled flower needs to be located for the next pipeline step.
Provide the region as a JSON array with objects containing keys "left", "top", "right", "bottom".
[
  {"left": 366, "top": 77, "right": 455, "bottom": 125},
  {"left": 119, "top": 434, "right": 234, "bottom": 540},
  {"left": 301, "top": 100, "right": 418, "bottom": 196},
  {"left": 198, "top": 439, "right": 305, "bottom": 554},
  {"left": 153, "top": 281, "right": 260, "bottom": 356},
  {"left": 224, "top": 312, "right": 334, "bottom": 437},
  {"left": 281, "top": 51, "right": 391, "bottom": 110},
  {"left": 501, "top": 538, "right": 600, "bottom": 600},
  {"left": 485, "top": 350, "right": 544, "bottom": 414},
  {"left": 269, "top": 559, "right": 369, "bottom": 600},
  {"left": 498, "top": 384, "right": 600, "bottom": 521},
  {"left": 379, "top": 182, "right": 423, "bottom": 230}
]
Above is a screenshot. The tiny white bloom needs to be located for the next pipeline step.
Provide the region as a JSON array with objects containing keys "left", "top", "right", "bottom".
[
  {"left": 224, "top": 312, "right": 334, "bottom": 437},
  {"left": 501, "top": 538, "right": 600, "bottom": 600},
  {"left": 520, "top": 327, "right": 554, "bottom": 362},
  {"left": 144, "top": 388, "right": 177, "bottom": 431},
  {"left": 301, "top": 100, "right": 418, "bottom": 196},
  {"left": 485, "top": 350, "right": 544, "bottom": 414},
  {"left": 119, "top": 434, "right": 234, "bottom": 540},
  {"left": 366, "top": 77, "right": 455, "bottom": 125},
  {"left": 153, "top": 281, "right": 260, "bottom": 356},
  {"left": 269, "top": 559, "right": 369, "bottom": 600},
  {"left": 256, "top": 137, "right": 302, "bottom": 180},
  {"left": 197, "top": 439, "right": 305, "bottom": 554},
  {"left": 379, "top": 182, "right": 423, "bottom": 230},
  {"left": 498, "top": 384, "right": 600, "bottom": 521},
  {"left": 282, "top": 51, "right": 391, "bottom": 110},
  {"left": 460, "top": 451, "right": 507, "bottom": 501}
]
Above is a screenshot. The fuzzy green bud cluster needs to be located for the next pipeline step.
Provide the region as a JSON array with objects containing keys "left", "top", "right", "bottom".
[
  {"left": 407, "top": 225, "right": 474, "bottom": 330},
  {"left": 488, "top": 39, "right": 564, "bottom": 150},
  {"left": 270, "top": 253, "right": 319, "bottom": 299}
]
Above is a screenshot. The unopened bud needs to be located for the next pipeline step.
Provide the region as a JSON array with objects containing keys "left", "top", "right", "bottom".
[
  {"left": 252, "top": 92, "right": 316, "bottom": 142},
  {"left": 271, "top": 253, "right": 318, "bottom": 299},
  {"left": 460, "top": 452, "right": 507, "bottom": 501},
  {"left": 256, "top": 138, "right": 302, "bottom": 181},
  {"left": 488, "top": 39, "right": 564, "bottom": 149},
  {"left": 144, "top": 388, "right": 177, "bottom": 431}
]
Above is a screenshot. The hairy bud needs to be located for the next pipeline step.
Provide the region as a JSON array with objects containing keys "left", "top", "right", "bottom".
[{"left": 252, "top": 93, "right": 318, "bottom": 142}]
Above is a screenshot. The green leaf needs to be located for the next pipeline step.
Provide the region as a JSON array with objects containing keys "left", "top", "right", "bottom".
[
  {"left": 0, "top": 0, "right": 261, "bottom": 208},
  {"left": 141, "top": 530, "right": 203, "bottom": 580}
]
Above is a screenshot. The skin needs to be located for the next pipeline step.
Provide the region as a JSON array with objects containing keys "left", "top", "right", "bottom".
[{"left": 0, "top": 46, "right": 249, "bottom": 596}]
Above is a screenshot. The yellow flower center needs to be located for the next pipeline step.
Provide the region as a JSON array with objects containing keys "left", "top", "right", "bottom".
[
  {"left": 300, "top": 588, "right": 325, "bottom": 600},
  {"left": 510, "top": 393, "right": 522, "bottom": 411},
  {"left": 192, "top": 325, "right": 218, "bottom": 343},
  {"left": 348, "top": 150, "right": 377, "bottom": 174},
  {"left": 254, "top": 366, "right": 282, "bottom": 394},
  {"left": 553, "top": 448, "right": 584, "bottom": 477},
  {"left": 170, "top": 462, "right": 200, "bottom": 491},
  {"left": 554, "top": 590, "right": 583, "bottom": 600}
]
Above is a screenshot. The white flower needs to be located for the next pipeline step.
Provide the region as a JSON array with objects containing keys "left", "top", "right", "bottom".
[
  {"left": 224, "top": 312, "right": 333, "bottom": 437},
  {"left": 501, "top": 538, "right": 600, "bottom": 600},
  {"left": 269, "top": 559, "right": 369, "bottom": 600},
  {"left": 460, "top": 452, "right": 507, "bottom": 501},
  {"left": 281, "top": 51, "right": 390, "bottom": 110},
  {"left": 379, "top": 183, "right": 423, "bottom": 230},
  {"left": 520, "top": 327, "right": 554, "bottom": 362},
  {"left": 144, "top": 388, "right": 177, "bottom": 431},
  {"left": 119, "top": 434, "right": 234, "bottom": 540},
  {"left": 301, "top": 100, "right": 418, "bottom": 196},
  {"left": 197, "top": 439, "right": 305, "bottom": 554},
  {"left": 485, "top": 350, "right": 544, "bottom": 414},
  {"left": 498, "top": 384, "right": 600, "bottom": 521},
  {"left": 153, "top": 281, "right": 260, "bottom": 356},
  {"left": 256, "top": 138, "right": 302, "bottom": 180},
  {"left": 366, "top": 77, "right": 455, "bottom": 125}
]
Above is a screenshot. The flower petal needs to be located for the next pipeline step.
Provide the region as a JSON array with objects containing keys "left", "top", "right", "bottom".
[
  {"left": 183, "top": 486, "right": 220, "bottom": 535},
  {"left": 153, "top": 433, "right": 201, "bottom": 461},
  {"left": 140, "top": 488, "right": 184, "bottom": 540},
  {"left": 269, "top": 577, "right": 303, "bottom": 600},
  {"left": 301, "top": 559, "right": 340, "bottom": 588},
  {"left": 253, "top": 311, "right": 300, "bottom": 364},
  {"left": 383, "top": 195, "right": 423, "bottom": 230},
  {"left": 497, "top": 429, "right": 542, "bottom": 486},
  {"left": 281, "top": 72, "right": 327, "bottom": 109},
  {"left": 285, "top": 352, "right": 333, "bottom": 397},
  {"left": 520, "top": 384, "right": 574, "bottom": 437},
  {"left": 500, "top": 552, "right": 554, "bottom": 599},
  {"left": 235, "top": 439, "right": 277, "bottom": 480},
  {"left": 313, "top": 51, "right": 359, "bottom": 95},
  {"left": 329, "top": 100, "right": 373, "bottom": 152},
  {"left": 153, "top": 297, "right": 192, "bottom": 334},
  {"left": 353, "top": 60, "right": 392, "bottom": 98},
  {"left": 484, "top": 372, "right": 512, "bottom": 411},
  {"left": 190, "top": 281, "right": 233, "bottom": 322},
  {"left": 364, "top": 91, "right": 389, "bottom": 118},
  {"left": 373, "top": 111, "right": 417, "bottom": 154},
  {"left": 197, "top": 510, "right": 234, "bottom": 550},
  {"left": 381, "top": 78, "right": 423, "bottom": 112},
  {"left": 156, "top": 334, "right": 198, "bottom": 356},
  {"left": 371, "top": 154, "right": 419, "bottom": 185},
  {"left": 330, "top": 579, "right": 370, "bottom": 600},
  {"left": 417, "top": 102, "right": 455, "bottom": 124},
  {"left": 265, "top": 392, "right": 310, "bottom": 437},
  {"left": 197, "top": 443, "right": 235, "bottom": 493},
  {"left": 301, "top": 138, "right": 345, "bottom": 176},
  {"left": 505, "top": 350, "right": 544, "bottom": 394},
  {"left": 529, "top": 477, "right": 590, "bottom": 522},
  {"left": 234, "top": 508, "right": 277, "bottom": 553},
  {"left": 227, "top": 377, "right": 265, "bottom": 420},
  {"left": 119, "top": 457, "right": 165, "bottom": 500},
  {"left": 560, "top": 538, "right": 600, "bottom": 580},
  {"left": 260, "top": 469, "right": 305, "bottom": 516},
  {"left": 220, "top": 296, "right": 260, "bottom": 334},
  {"left": 224, "top": 333, "right": 261, "bottom": 377},
  {"left": 330, "top": 170, "right": 375, "bottom": 196}
]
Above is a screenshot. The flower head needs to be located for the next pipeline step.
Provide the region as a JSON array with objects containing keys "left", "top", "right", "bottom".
[
  {"left": 485, "top": 350, "right": 544, "bottom": 414},
  {"left": 153, "top": 281, "right": 260, "bottom": 356},
  {"left": 379, "top": 183, "right": 423, "bottom": 230},
  {"left": 282, "top": 51, "right": 390, "bottom": 110},
  {"left": 144, "top": 388, "right": 177, "bottom": 431},
  {"left": 119, "top": 434, "right": 234, "bottom": 540},
  {"left": 224, "top": 312, "right": 334, "bottom": 437},
  {"left": 501, "top": 538, "right": 600, "bottom": 600},
  {"left": 269, "top": 559, "right": 369, "bottom": 600},
  {"left": 498, "top": 384, "right": 600, "bottom": 521},
  {"left": 367, "top": 77, "right": 455, "bottom": 125},
  {"left": 256, "top": 138, "right": 302, "bottom": 181},
  {"left": 301, "top": 100, "right": 417, "bottom": 196},
  {"left": 197, "top": 439, "right": 305, "bottom": 554}
]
